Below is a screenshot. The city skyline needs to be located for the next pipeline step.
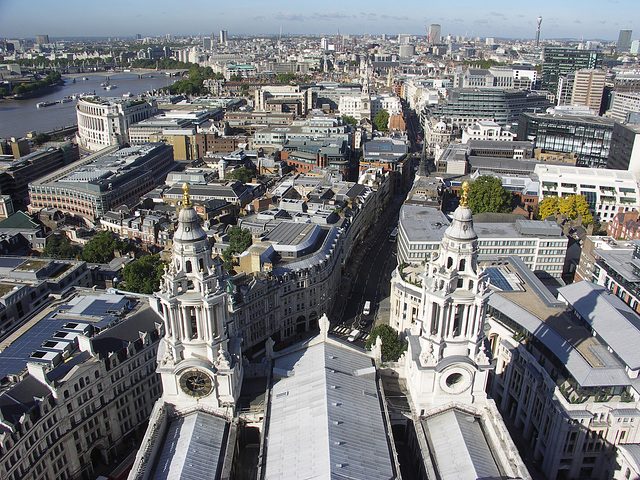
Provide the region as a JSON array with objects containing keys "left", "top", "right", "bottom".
[{"left": 0, "top": 0, "right": 638, "bottom": 41}]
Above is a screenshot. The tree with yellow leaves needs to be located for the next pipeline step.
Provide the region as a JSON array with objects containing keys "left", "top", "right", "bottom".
[{"left": 538, "top": 195, "right": 593, "bottom": 225}]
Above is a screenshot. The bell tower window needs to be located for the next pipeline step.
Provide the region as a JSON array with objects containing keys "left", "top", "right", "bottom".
[
  {"left": 199, "top": 258, "right": 204, "bottom": 271},
  {"left": 186, "top": 261, "right": 192, "bottom": 273}
]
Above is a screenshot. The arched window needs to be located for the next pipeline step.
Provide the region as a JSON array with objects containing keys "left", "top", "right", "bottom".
[
  {"left": 199, "top": 258, "right": 204, "bottom": 271},
  {"left": 186, "top": 261, "right": 192, "bottom": 273},
  {"left": 447, "top": 257, "right": 453, "bottom": 269},
  {"left": 459, "top": 259, "right": 466, "bottom": 271}
]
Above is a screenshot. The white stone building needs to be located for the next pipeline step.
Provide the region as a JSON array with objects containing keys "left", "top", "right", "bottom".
[
  {"left": 0, "top": 291, "right": 163, "bottom": 480},
  {"left": 461, "top": 120, "right": 516, "bottom": 143},
  {"left": 76, "top": 96, "right": 158, "bottom": 152},
  {"left": 535, "top": 164, "right": 640, "bottom": 222}
]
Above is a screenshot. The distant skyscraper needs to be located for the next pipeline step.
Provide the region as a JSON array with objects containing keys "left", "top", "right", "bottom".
[
  {"left": 35, "top": 34, "right": 49, "bottom": 46},
  {"left": 429, "top": 24, "right": 441, "bottom": 44},
  {"left": 220, "top": 29, "right": 228, "bottom": 44},
  {"left": 618, "top": 29, "right": 633, "bottom": 53},
  {"left": 535, "top": 16, "right": 542, "bottom": 47}
]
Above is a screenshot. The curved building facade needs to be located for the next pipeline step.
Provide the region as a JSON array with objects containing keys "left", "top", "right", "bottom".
[{"left": 76, "top": 96, "right": 158, "bottom": 152}]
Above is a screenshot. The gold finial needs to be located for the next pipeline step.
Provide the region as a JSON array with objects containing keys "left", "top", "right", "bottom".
[
  {"left": 182, "top": 182, "right": 192, "bottom": 208},
  {"left": 460, "top": 181, "right": 470, "bottom": 207}
]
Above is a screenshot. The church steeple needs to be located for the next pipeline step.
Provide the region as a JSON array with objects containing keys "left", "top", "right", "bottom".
[
  {"left": 402, "top": 181, "right": 492, "bottom": 409},
  {"left": 151, "top": 185, "right": 242, "bottom": 414}
]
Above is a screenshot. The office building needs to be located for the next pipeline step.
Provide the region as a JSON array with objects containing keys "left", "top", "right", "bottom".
[
  {"left": 76, "top": 96, "right": 158, "bottom": 152},
  {"left": 0, "top": 290, "right": 163, "bottom": 480},
  {"left": 518, "top": 112, "right": 614, "bottom": 167},
  {"left": 0, "top": 141, "right": 78, "bottom": 206},
  {"left": 535, "top": 164, "right": 640, "bottom": 222},
  {"left": 35, "top": 34, "right": 49, "bottom": 46},
  {"left": 454, "top": 65, "right": 538, "bottom": 90},
  {"left": 607, "top": 122, "right": 640, "bottom": 175},
  {"left": 571, "top": 69, "right": 606, "bottom": 112},
  {"left": 396, "top": 203, "right": 567, "bottom": 277},
  {"left": 542, "top": 47, "right": 602, "bottom": 95},
  {"left": 428, "top": 24, "right": 441, "bottom": 44},
  {"left": 484, "top": 258, "right": 640, "bottom": 480},
  {"left": 618, "top": 29, "right": 633, "bottom": 53},
  {"left": 423, "top": 88, "right": 551, "bottom": 129},
  {"left": 609, "top": 92, "right": 640, "bottom": 123},
  {"left": 29, "top": 144, "right": 176, "bottom": 221}
]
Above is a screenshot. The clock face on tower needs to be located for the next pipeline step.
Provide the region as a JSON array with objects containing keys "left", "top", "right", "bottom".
[{"left": 179, "top": 369, "right": 214, "bottom": 397}]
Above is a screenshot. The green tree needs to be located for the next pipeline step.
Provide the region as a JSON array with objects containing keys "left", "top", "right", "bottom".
[
  {"left": 342, "top": 115, "right": 357, "bottom": 127},
  {"left": 42, "top": 234, "right": 80, "bottom": 259},
  {"left": 33, "top": 133, "right": 51, "bottom": 146},
  {"left": 276, "top": 72, "right": 297, "bottom": 84},
  {"left": 225, "top": 167, "right": 254, "bottom": 184},
  {"left": 365, "top": 324, "right": 407, "bottom": 362},
  {"left": 81, "top": 231, "right": 123, "bottom": 264},
  {"left": 222, "top": 226, "right": 252, "bottom": 272},
  {"left": 229, "top": 74, "right": 243, "bottom": 82},
  {"left": 467, "top": 175, "right": 512, "bottom": 214},
  {"left": 538, "top": 196, "right": 559, "bottom": 220},
  {"left": 373, "top": 109, "right": 389, "bottom": 131},
  {"left": 121, "top": 254, "right": 165, "bottom": 294}
]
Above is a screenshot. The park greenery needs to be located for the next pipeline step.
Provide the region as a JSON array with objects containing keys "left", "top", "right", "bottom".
[
  {"left": 121, "top": 254, "right": 166, "bottom": 294},
  {"left": 9, "top": 71, "right": 62, "bottom": 96},
  {"left": 373, "top": 109, "right": 389, "bottom": 132},
  {"left": 365, "top": 324, "right": 407, "bottom": 362},
  {"left": 221, "top": 226, "right": 252, "bottom": 272},
  {"left": 538, "top": 195, "right": 594, "bottom": 225},
  {"left": 80, "top": 231, "right": 124, "bottom": 264},
  {"left": 225, "top": 167, "right": 255, "bottom": 184},
  {"left": 467, "top": 175, "right": 513, "bottom": 215},
  {"left": 163, "top": 65, "right": 222, "bottom": 95},
  {"left": 42, "top": 234, "right": 80, "bottom": 259}
]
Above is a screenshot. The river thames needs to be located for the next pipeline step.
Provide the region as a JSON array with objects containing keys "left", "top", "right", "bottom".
[{"left": 0, "top": 73, "right": 177, "bottom": 139}]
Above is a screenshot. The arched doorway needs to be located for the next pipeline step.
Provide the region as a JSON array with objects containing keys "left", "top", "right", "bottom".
[{"left": 309, "top": 311, "right": 319, "bottom": 330}]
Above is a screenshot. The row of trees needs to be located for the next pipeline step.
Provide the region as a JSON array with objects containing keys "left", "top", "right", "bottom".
[
  {"left": 9, "top": 71, "right": 62, "bottom": 96},
  {"left": 465, "top": 176, "right": 596, "bottom": 227}
]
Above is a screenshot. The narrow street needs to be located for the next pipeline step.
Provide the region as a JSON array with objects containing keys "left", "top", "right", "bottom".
[{"left": 330, "top": 192, "right": 404, "bottom": 347}]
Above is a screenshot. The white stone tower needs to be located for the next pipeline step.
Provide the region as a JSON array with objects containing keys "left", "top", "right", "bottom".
[
  {"left": 152, "top": 183, "right": 242, "bottom": 415},
  {"left": 404, "top": 182, "right": 492, "bottom": 412}
]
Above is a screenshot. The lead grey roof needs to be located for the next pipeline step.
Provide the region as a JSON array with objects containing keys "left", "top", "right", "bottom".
[
  {"left": 558, "top": 281, "right": 640, "bottom": 370},
  {"left": 488, "top": 294, "right": 629, "bottom": 387},
  {"left": 152, "top": 411, "right": 229, "bottom": 480},
  {"left": 264, "top": 341, "right": 395, "bottom": 480},
  {"left": 421, "top": 409, "right": 501, "bottom": 480}
]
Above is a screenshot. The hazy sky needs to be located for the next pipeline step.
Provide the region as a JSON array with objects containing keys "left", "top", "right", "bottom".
[{"left": 0, "top": 0, "right": 637, "bottom": 41}]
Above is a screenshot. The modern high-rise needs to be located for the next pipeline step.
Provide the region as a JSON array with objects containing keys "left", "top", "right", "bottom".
[
  {"left": 219, "top": 29, "right": 228, "bottom": 44},
  {"left": 429, "top": 24, "right": 441, "bottom": 44},
  {"left": 571, "top": 69, "right": 606, "bottom": 112},
  {"left": 618, "top": 29, "right": 633, "bottom": 53},
  {"left": 608, "top": 91, "right": 640, "bottom": 123},
  {"left": 35, "top": 34, "right": 49, "bottom": 46},
  {"left": 542, "top": 47, "right": 602, "bottom": 95}
]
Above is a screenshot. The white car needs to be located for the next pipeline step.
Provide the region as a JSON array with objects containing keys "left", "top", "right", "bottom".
[{"left": 347, "top": 329, "right": 361, "bottom": 342}]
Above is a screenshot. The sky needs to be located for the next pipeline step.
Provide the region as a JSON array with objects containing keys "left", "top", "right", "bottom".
[{"left": 0, "top": 0, "right": 638, "bottom": 41}]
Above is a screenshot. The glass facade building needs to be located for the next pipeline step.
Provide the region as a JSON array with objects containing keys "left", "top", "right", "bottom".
[
  {"left": 541, "top": 47, "right": 602, "bottom": 95},
  {"left": 518, "top": 113, "right": 614, "bottom": 167}
]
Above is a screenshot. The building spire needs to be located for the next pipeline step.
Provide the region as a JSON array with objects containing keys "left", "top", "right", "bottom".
[
  {"left": 182, "top": 182, "right": 192, "bottom": 208},
  {"left": 459, "top": 181, "right": 470, "bottom": 207}
]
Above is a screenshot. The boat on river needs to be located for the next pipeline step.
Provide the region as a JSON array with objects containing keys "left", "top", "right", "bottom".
[{"left": 36, "top": 101, "right": 56, "bottom": 108}]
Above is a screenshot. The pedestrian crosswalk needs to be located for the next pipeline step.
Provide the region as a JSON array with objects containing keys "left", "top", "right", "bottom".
[{"left": 330, "top": 325, "right": 370, "bottom": 341}]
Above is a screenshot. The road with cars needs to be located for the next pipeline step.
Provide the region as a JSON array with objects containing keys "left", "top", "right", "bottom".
[{"left": 331, "top": 192, "right": 405, "bottom": 348}]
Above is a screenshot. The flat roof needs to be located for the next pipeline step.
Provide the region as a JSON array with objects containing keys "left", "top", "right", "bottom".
[{"left": 398, "top": 204, "right": 450, "bottom": 243}]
